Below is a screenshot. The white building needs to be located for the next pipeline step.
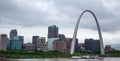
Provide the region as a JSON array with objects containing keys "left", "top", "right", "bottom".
[{"left": 47, "top": 38, "right": 59, "bottom": 51}]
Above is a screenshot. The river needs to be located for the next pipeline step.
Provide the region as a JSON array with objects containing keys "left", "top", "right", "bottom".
[{"left": 0, "top": 57, "right": 120, "bottom": 61}]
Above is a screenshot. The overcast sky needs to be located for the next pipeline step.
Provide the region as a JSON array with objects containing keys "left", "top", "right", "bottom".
[{"left": 0, "top": 0, "right": 120, "bottom": 49}]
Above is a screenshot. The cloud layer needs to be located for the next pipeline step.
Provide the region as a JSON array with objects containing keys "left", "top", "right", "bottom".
[
  {"left": 0, "top": 0, "right": 120, "bottom": 32},
  {"left": 0, "top": 0, "right": 120, "bottom": 48}
]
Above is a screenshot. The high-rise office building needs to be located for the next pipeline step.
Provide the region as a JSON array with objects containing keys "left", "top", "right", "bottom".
[
  {"left": 10, "top": 29, "right": 17, "bottom": 40},
  {"left": 84, "top": 38, "right": 100, "bottom": 51},
  {"left": 7, "top": 38, "right": 10, "bottom": 50},
  {"left": 32, "top": 36, "right": 39, "bottom": 45},
  {"left": 18, "top": 36, "right": 24, "bottom": 45},
  {"left": 0, "top": 34, "right": 8, "bottom": 51},
  {"left": 14, "top": 36, "right": 24, "bottom": 49},
  {"left": 48, "top": 25, "right": 58, "bottom": 38},
  {"left": 9, "top": 36, "right": 23, "bottom": 50},
  {"left": 14, "top": 36, "right": 24, "bottom": 45},
  {"left": 36, "top": 37, "right": 46, "bottom": 51},
  {"left": 58, "top": 34, "right": 65, "bottom": 40},
  {"left": 47, "top": 25, "right": 59, "bottom": 51},
  {"left": 10, "top": 39, "right": 22, "bottom": 50}
]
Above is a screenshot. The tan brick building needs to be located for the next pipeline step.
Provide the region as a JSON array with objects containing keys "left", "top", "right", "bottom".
[
  {"left": 52, "top": 38, "right": 76, "bottom": 52},
  {"left": 36, "top": 37, "right": 46, "bottom": 51},
  {"left": 0, "top": 34, "right": 8, "bottom": 51}
]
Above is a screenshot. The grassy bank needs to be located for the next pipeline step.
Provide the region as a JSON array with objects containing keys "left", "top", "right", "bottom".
[
  {"left": 0, "top": 50, "right": 71, "bottom": 58},
  {"left": 1, "top": 50, "right": 120, "bottom": 59},
  {"left": 105, "top": 50, "right": 120, "bottom": 57}
]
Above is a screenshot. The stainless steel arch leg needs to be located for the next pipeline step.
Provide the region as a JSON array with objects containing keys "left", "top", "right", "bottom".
[{"left": 70, "top": 10, "right": 104, "bottom": 55}]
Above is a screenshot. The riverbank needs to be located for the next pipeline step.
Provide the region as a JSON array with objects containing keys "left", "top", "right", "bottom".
[
  {"left": 1, "top": 50, "right": 120, "bottom": 59},
  {"left": 0, "top": 50, "right": 71, "bottom": 59}
]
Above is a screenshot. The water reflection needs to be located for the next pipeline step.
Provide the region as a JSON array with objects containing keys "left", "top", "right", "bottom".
[
  {"left": 0, "top": 57, "right": 120, "bottom": 61},
  {"left": 0, "top": 58, "right": 19, "bottom": 61}
]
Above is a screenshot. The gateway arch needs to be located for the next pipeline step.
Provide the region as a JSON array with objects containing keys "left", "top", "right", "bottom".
[{"left": 70, "top": 10, "right": 105, "bottom": 55}]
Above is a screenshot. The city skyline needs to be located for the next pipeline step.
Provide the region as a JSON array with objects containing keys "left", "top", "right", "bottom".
[{"left": 0, "top": 0, "right": 120, "bottom": 49}]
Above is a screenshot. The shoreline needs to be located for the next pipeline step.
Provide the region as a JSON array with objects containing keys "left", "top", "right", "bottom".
[
  {"left": 1, "top": 55, "right": 120, "bottom": 59},
  {"left": 1, "top": 50, "right": 120, "bottom": 59}
]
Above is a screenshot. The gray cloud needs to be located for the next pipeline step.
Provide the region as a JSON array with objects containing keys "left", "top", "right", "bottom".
[
  {"left": 0, "top": 0, "right": 49, "bottom": 27},
  {"left": 53, "top": 0, "right": 120, "bottom": 32},
  {"left": 0, "top": 0, "right": 120, "bottom": 32}
]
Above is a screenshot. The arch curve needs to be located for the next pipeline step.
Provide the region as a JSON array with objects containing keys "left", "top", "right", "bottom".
[{"left": 70, "top": 10, "right": 104, "bottom": 55}]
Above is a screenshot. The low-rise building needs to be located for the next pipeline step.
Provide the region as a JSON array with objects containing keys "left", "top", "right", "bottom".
[
  {"left": 78, "top": 43, "right": 85, "bottom": 51},
  {"left": 105, "top": 45, "right": 116, "bottom": 52},
  {"left": 53, "top": 40, "right": 67, "bottom": 52},
  {"left": 36, "top": 37, "right": 46, "bottom": 51},
  {"left": 23, "top": 43, "right": 35, "bottom": 52},
  {"left": 52, "top": 38, "right": 78, "bottom": 53},
  {"left": 47, "top": 38, "right": 59, "bottom": 51}
]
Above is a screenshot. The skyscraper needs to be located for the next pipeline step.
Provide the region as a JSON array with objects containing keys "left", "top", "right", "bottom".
[
  {"left": 14, "top": 36, "right": 24, "bottom": 49},
  {"left": 0, "top": 34, "right": 8, "bottom": 51},
  {"left": 10, "top": 29, "right": 17, "bottom": 40},
  {"left": 32, "top": 36, "right": 39, "bottom": 45},
  {"left": 47, "top": 25, "right": 59, "bottom": 51},
  {"left": 18, "top": 36, "right": 24, "bottom": 45},
  {"left": 48, "top": 25, "right": 58, "bottom": 38},
  {"left": 9, "top": 36, "right": 23, "bottom": 50},
  {"left": 84, "top": 38, "right": 100, "bottom": 51},
  {"left": 10, "top": 39, "right": 22, "bottom": 50},
  {"left": 58, "top": 34, "right": 65, "bottom": 40}
]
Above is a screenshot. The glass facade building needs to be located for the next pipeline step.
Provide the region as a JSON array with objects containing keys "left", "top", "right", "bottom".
[
  {"left": 85, "top": 38, "right": 100, "bottom": 51},
  {"left": 10, "top": 29, "right": 17, "bottom": 40},
  {"left": 32, "top": 36, "right": 39, "bottom": 45},
  {"left": 10, "top": 40, "right": 22, "bottom": 50}
]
